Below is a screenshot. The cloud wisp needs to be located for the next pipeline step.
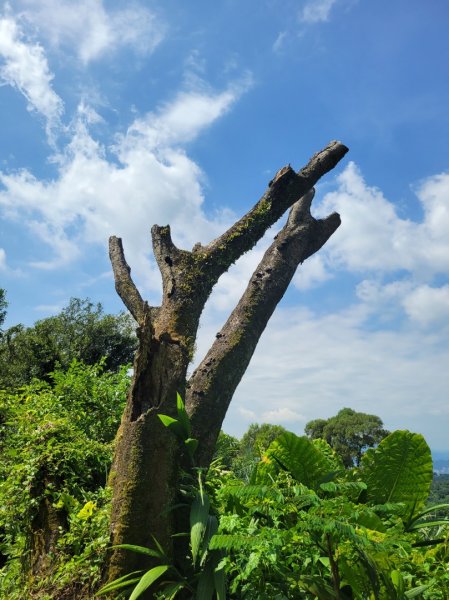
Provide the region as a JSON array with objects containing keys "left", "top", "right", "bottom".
[
  {"left": 319, "top": 163, "right": 449, "bottom": 277},
  {"left": 300, "top": 0, "right": 339, "bottom": 24},
  {"left": 0, "top": 77, "right": 251, "bottom": 294},
  {"left": 223, "top": 302, "right": 449, "bottom": 445},
  {"left": 0, "top": 13, "right": 64, "bottom": 139},
  {"left": 14, "top": 0, "right": 165, "bottom": 64},
  {"left": 292, "top": 162, "right": 449, "bottom": 330},
  {"left": 0, "top": 248, "right": 6, "bottom": 271}
]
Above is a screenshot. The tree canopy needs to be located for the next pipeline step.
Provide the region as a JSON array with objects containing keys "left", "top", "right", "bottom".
[
  {"left": 305, "top": 407, "right": 389, "bottom": 467},
  {"left": 0, "top": 297, "right": 137, "bottom": 389},
  {"left": 213, "top": 424, "right": 287, "bottom": 480}
]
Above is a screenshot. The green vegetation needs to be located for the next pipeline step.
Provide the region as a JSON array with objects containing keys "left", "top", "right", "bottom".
[
  {"left": 212, "top": 430, "right": 449, "bottom": 599},
  {"left": 2, "top": 378, "right": 449, "bottom": 598},
  {"left": 0, "top": 359, "right": 130, "bottom": 598},
  {"left": 0, "top": 298, "right": 137, "bottom": 389},
  {"left": 305, "top": 407, "right": 389, "bottom": 467},
  {"left": 98, "top": 414, "right": 449, "bottom": 599},
  {"left": 99, "top": 394, "right": 225, "bottom": 600},
  {"left": 0, "top": 297, "right": 447, "bottom": 598},
  {"left": 214, "top": 424, "right": 287, "bottom": 482},
  {"left": 429, "top": 474, "right": 449, "bottom": 506}
]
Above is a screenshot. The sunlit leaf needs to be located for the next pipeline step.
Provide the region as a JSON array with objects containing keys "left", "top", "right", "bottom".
[
  {"left": 129, "top": 565, "right": 170, "bottom": 600},
  {"left": 96, "top": 571, "right": 143, "bottom": 595},
  {"left": 176, "top": 392, "right": 192, "bottom": 439},
  {"left": 190, "top": 485, "right": 210, "bottom": 566},
  {"left": 260, "top": 432, "right": 336, "bottom": 490},
  {"left": 112, "top": 543, "right": 165, "bottom": 559},
  {"left": 360, "top": 430, "right": 433, "bottom": 523}
]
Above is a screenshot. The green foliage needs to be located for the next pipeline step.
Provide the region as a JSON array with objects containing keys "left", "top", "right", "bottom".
[
  {"left": 0, "top": 297, "right": 137, "bottom": 389},
  {"left": 239, "top": 423, "right": 287, "bottom": 456},
  {"left": 0, "top": 360, "right": 130, "bottom": 598},
  {"left": 210, "top": 429, "right": 449, "bottom": 599},
  {"left": 158, "top": 393, "right": 198, "bottom": 462},
  {"left": 255, "top": 431, "right": 341, "bottom": 490},
  {"left": 429, "top": 474, "right": 449, "bottom": 505},
  {"left": 226, "top": 423, "right": 287, "bottom": 482},
  {"left": 2, "top": 357, "right": 447, "bottom": 600},
  {"left": 305, "top": 407, "right": 389, "bottom": 467},
  {"left": 360, "top": 430, "right": 433, "bottom": 524},
  {"left": 212, "top": 432, "right": 240, "bottom": 471}
]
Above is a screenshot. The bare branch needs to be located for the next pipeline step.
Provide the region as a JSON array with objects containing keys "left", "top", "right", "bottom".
[
  {"left": 186, "top": 189, "right": 341, "bottom": 466},
  {"left": 205, "top": 140, "right": 347, "bottom": 271},
  {"left": 109, "top": 236, "right": 146, "bottom": 323}
]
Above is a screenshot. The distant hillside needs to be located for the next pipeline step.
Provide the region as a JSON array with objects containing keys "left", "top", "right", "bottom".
[{"left": 432, "top": 451, "right": 449, "bottom": 474}]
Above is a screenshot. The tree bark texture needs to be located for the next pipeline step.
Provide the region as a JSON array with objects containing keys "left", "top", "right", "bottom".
[
  {"left": 106, "top": 141, "right": 348, "bottom": 584},
  {"left": 29, "top": 470, "right": 67, "bottom": 577}
]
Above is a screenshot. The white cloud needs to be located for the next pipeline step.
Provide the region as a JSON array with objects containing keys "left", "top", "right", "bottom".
[
  {"left": 0, "top": 248, "right": 6, "bottom": 270},
  {"left": 0, "top": 14, "right": 63, "bottom": 137},
  {"left": 222, "top": 304, "right": 449, "bottom": 447},
  {"left": 272, "top": 31, "right": 287, "bottom": 53},
  {"left": 300, "top": 0, "right": 338, "bottom": 23},
  {"left": 121, "top": 75, "right": 252, "bottom": 151},
  {"left": 403, "top": 284, "right": 449, "bottom": 326},
  {"left": 34, "top": 303, "right": 63, "bottom": 314},
  {"left": 16, "top": 0, "right": 164, "bottom": 64},
  {"left": 205, "top": 241, "right": 270, "bottom": 313},
  {"left": 294, "top": 254, "right": 332, "bottom": 290},
  {"left": 238, "top": 407, "right": 257, "bottom": 421},
  {"left": 318, "top": 162, "right": 449, "bottom": 278},
  {"left": 0, "top": 79, "right": 250, "bottom": 295},
  {"left": 261, "top": 407, "right": 306, "bottom": 424},
  {"left": 356, "top": 279, "right": 412, "bottom": 306}
]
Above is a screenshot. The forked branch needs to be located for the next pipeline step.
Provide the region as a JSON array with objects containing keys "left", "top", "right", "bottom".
[
  {"left": 186, "top": 188, "right": 341, "bottom": 466},
  {"left": 204, "top": 140, "right": 347, "bottom": 272}
]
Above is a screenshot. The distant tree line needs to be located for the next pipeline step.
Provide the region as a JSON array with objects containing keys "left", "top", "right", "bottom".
[{"left": 0, "top": 296, "right": 137, "bottom": 389}]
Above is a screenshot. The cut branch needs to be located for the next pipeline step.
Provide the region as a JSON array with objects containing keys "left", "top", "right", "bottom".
[
  {"left": 186, "top": 188, "right": 341, "bottom": 466},
  {"left": 109, "top": 236, "right": 146, "bottom": 324},
  {"left": 204, "top": 140, "right": 347, "bottom": 274}
]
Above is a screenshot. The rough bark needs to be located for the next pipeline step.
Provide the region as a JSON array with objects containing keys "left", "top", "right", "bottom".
[
  {"left": 29, "top": 470, "right": 66, "bottom": 577},
  {"left": 186, "top": 189, "right": 341, "bottom": 467},
  {"left": 106, "top": 141, "right": 348, "bottom": 586}
]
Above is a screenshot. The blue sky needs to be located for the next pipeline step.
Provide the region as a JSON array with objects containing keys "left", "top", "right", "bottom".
[{"left": 1, "top": 0, "right": 448, "bottom": 449}]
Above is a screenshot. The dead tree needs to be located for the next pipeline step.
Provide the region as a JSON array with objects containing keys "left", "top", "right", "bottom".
[{"left": 106, "top": 141, "right": 348, "bottom": 583}]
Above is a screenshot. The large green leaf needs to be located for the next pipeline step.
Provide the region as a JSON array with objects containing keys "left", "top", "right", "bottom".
[
  {"left": 195, "top": 563, "right": 215, "bottom": 600},
  {"left": 190, "top": 486, "right": 210, "bottom": 566},
  {"left": 213, "top": 565, "right": 226, "bottom": 600},
  {"left": 360, "top": 430, "right": 432, "bottom": 522},
  {"left": 129, "top": 565, "right": 170, "bottom": 600},
  {"left": 111, "top": 543, "right": 165, "bottom": 559},
  {"left": 160, "top": 581, "right": 187, "bottom": 599},
  {"left": 96, "top": 571, "right": 143, "bottom": 596},
  {"left": 176, "top": 392, "right": 192, "bottom": 439},
  {"left": 259, "top": 432, "right": 336, "bottom": 490}
]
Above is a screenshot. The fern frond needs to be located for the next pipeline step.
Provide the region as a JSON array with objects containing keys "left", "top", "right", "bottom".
[{"left": 209, "top": 534, "right": 257, "bottom": 552}]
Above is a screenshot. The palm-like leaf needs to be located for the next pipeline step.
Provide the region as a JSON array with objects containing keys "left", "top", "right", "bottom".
[
  {"left": 258, "top": 432, "right": 336, "bottom": 490},
  {"left": 360, "top": 430, "right": 432, "bottom": 523},
  {"left": 129, "top": 565, "right": 170, "bottom": 600},
  {"left": 190, "top": 479, "right": 210, "bottom": 566}
]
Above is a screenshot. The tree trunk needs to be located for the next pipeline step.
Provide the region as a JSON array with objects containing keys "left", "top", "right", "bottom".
[
  {"left": 105, "top": 141, "right": 348, "bottom": 588},
  {"left": 29, "top": 470, "right": 66, "bottom": 578}
]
